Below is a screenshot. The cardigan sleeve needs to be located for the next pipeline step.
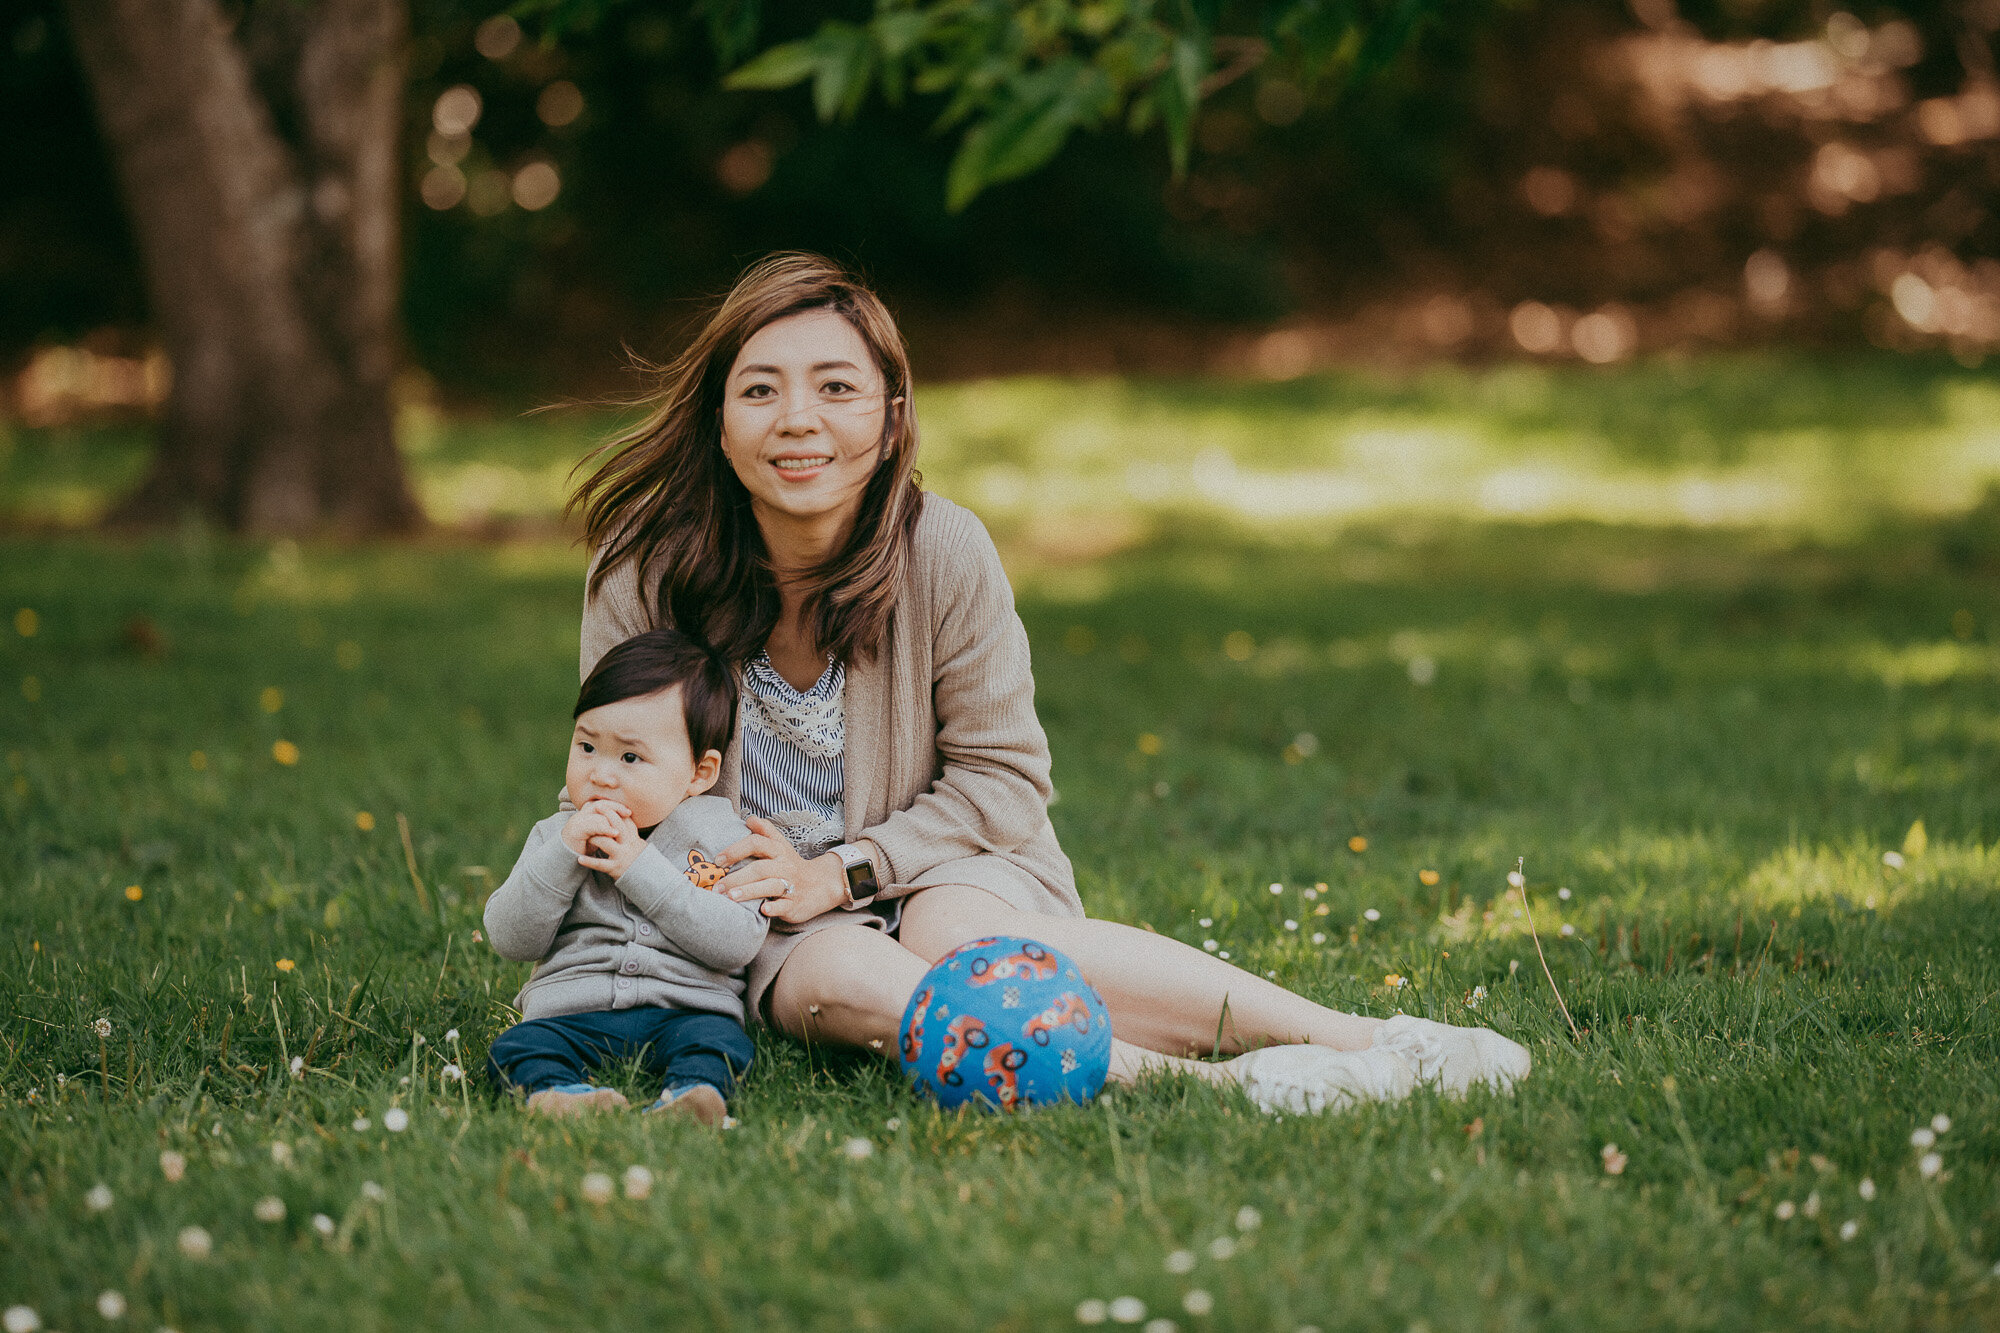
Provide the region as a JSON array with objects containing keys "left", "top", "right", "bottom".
[
  {"left": 482, "top": 816, "right": 590, "bottom": 962},
  {"left": 855, "top": 513, "right": 1055, "bottom": 893}
]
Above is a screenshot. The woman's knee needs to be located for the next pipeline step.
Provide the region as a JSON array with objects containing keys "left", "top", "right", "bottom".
[
  {"left": 896, "top": 883, "right": 1026, "bottom": 963},
  {"left": 766, "top": 926, "right": 925, "bottom": 1041}
]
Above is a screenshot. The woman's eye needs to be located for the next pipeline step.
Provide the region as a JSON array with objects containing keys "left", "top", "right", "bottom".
[
  {"left": 823, "top": 381, "right": 854, "bottom": 395},
  {"left": 743, "top": 384, "right": 773, "bottom": 399}
]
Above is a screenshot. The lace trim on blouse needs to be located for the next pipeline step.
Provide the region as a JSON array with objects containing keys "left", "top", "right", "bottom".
[{"left": 740, "top": 654, "right": 845, "bottom": 761}]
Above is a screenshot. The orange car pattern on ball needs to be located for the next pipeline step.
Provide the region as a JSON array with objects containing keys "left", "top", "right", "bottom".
[
  {"left": 1022, "top": 992, "right": 1094, "bottom": 1046},
  {"left": 967, "top": 942, "right": 1057, "bottom": 987},
  {"left": 936, "top": 1013, "right": 989, "bottom": 1085},
  {"left": 901, "top": 987, "right": 933, "bottom": 1063},
  {"left": 983, "top": 1042, "right": 1028, "bottom": 1111}
]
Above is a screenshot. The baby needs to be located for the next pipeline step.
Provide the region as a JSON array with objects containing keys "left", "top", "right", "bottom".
[{"left": 483, "top": 628, "right": 767, "bottom": 1122}]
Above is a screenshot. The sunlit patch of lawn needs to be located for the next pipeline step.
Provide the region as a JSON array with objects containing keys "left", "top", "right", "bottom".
[{"left": 6, "top": 352, "right": 1999, "bottom": 534}]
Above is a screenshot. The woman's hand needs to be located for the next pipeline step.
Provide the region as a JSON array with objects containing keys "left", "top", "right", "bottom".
[{"left": 717, "top": 816, "right": 848, "bottom": 923}]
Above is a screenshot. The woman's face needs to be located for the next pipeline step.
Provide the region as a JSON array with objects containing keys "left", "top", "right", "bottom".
[{"left": 719, "top": 308, "right": 895, "bottom": 534}]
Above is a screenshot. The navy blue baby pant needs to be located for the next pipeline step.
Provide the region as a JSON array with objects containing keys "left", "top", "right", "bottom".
[{"left": 486, "top": 1007, "right": 754, "bottom": 1100}]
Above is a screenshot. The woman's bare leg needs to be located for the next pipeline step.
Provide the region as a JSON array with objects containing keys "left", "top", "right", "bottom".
[
  {"left": 897, "top": 884, "right": 1384, "bottom": 1058},
  {"left": 765, "top": 921, "right": 1236, "bottom": 1088},
  {"left": 765, "top": 925, "right": 924, "bottom": 1049}
]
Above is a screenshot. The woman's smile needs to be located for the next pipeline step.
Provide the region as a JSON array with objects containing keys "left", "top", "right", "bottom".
[{"left": 770, "top": 452, "right": 834, "bottom": 478}]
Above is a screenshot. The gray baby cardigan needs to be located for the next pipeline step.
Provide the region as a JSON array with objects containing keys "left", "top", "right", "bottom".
[{"left": 483, "top": 795, "right": 768, "bottom": 1024}]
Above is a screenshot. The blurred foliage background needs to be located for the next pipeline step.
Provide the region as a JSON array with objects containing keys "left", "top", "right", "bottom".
[{"left": 8, "top": 0, "right": 1999, "bottom": 414}]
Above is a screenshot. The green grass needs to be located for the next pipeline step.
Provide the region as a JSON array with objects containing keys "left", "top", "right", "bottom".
[{"left": 6, "top": 359, "right": 2000, "bottom": 1329}]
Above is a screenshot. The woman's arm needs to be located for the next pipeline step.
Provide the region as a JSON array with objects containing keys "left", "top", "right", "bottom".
[
  {"left": 854, "top": 510, "right": 1054, "bottom": 897},
  {"left": 579, "top": 539, "right": 653, "bottom": 680}
]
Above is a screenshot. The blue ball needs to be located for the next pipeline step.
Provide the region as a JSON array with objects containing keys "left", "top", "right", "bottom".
[{"left": 897, "top": 935, "right": 1113, "bottom": 1111}]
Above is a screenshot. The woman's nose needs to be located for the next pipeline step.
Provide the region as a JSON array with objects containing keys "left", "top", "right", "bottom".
[{"left": 776, "top": 392, "right": 820, "bottom": 432}]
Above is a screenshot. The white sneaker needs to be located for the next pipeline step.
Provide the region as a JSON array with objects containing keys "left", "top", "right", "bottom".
[
  {"left": 1370, "top": 1015, "right": 1531, "bottom": 1097},
  {"left": 1227, "top": 1043, "right": 1416, "bottom": 1115}
]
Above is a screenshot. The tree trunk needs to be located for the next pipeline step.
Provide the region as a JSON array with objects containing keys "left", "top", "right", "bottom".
[{"left": 63, "top": 0, "right": 422, "bottom": 534}]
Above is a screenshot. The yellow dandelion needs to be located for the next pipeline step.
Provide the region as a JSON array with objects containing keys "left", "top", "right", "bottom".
[
  {"left": 189, "top": 750, "right": 208, "bottom": 771},
  {"left": 272, "top": 740, "right": 300, "bottom": 766},
  {"left": 1136, "top": 733, "right": 1163, "bottom": 756},
  {"left": 1348, "top": 835, "right": 1368, "bottom": 853},
  {"left": 1418, "top": 869, "right": 1441, "bottom": 886},
  {"left": 1383, "top": 973, "right": 1408, "bottom": 988},
  {"left": 14, "top": 607, "right": 38, "bottom": 637},
  {"left": 355, "top": 810, "right": 375, "bottom": 831},
  {"left": 276, "top": 958, "right": 296, "bottom": 972},
  {"left": 124, "top": 885, "right": 143, "bottom": 902},
  {"left": 259, "top": 686, "right": 284, "bottom": 714}
]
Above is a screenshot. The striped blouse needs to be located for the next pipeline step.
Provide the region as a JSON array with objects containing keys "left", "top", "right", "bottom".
[{"left": 737, "top": 652, "right": 847, "bottom": 860}]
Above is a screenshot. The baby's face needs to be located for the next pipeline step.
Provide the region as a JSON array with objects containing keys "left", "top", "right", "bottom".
[{"left": 565, "top": 686, "right": 718, "bottom": 830}]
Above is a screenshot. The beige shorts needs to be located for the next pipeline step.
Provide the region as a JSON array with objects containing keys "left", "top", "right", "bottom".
[{"left": 744, "top": 853, "right": 1081, "bottom": 1026}]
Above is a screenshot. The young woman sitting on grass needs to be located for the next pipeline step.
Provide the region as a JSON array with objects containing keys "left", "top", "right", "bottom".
[{"left": 568, "top": 252, "right": 1531, "bottom": 1114}]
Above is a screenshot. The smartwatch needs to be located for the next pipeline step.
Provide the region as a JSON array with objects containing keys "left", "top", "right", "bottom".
[{"left": 831, "top": 843, "right": 879, "bottom": 909}]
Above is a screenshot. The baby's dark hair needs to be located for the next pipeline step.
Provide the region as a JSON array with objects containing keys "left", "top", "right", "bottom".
[{"left": 574, "top": 628, "right": 737, "bottom": 759}]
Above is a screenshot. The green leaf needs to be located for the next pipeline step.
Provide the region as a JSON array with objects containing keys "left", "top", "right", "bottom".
[
  {"left": 1170, "top": 31, "right": 1208, "bottom": 108},
  {"left": 723, "top": 40, "right": 820, "bottom": 91},
  {"left": 1153, "top": 34, "right": 1208, "bottom": 178},
  {"left": 945, "top": 59, "right": 1112, "bottom": 211},
  {"left": 808, "top": 22, "right": 874, "bottom": 121},
  {"left": 872, "top": 9, "right": 932, "bottom": 59}
]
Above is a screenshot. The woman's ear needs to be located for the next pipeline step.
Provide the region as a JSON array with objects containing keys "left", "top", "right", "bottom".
[
  {"left": 879, "top": 394, "right": 904, "bottom": 459},
  {"left": 687, "top": 749, "right": 723, "bottom": 797}
]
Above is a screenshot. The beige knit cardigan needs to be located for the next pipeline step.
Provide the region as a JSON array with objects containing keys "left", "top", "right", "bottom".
[{"left": 579, "top": 492, "right": 1082, "bottom": 920}]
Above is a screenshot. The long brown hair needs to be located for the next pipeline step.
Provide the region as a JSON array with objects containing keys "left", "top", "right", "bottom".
[{"left": 570, "top": 253, "right": 923, "bottom": 666}]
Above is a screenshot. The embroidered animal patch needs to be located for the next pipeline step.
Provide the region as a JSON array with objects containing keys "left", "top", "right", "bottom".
[{"left": 686, "top": 848, "right": 726, "bottom": 889}]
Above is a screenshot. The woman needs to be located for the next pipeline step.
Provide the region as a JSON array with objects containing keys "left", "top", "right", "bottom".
[{"left": 571, "top": 252, "right": 1529, "bottom": 1113}]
